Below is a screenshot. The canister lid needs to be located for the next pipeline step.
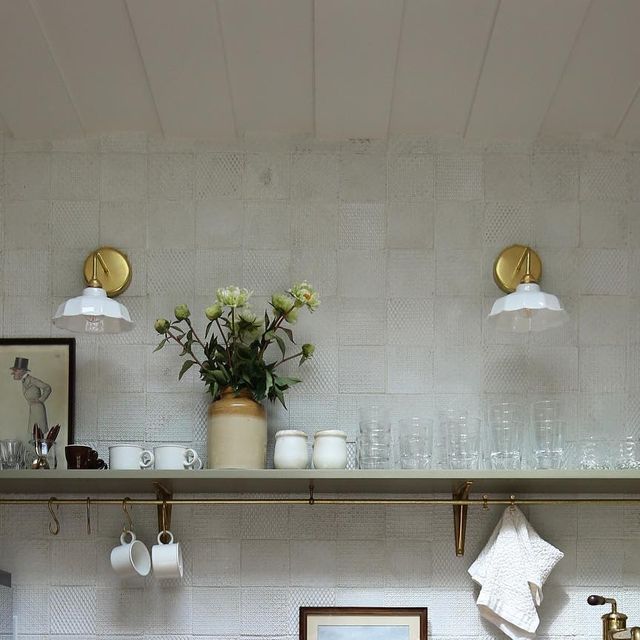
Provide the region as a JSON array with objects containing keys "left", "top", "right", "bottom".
[
  {"left": 275, "top": 429, "right": 308, "bottom": 439},
  {"left": 314, "top": 429, "right": 347, "bottom": 439}
]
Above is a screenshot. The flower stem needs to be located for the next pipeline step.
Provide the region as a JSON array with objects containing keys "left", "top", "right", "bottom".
[
  {"left": 166, "top": 331, "right": 205, "bottom": 369},
  {"left": 273, "top": 350, "right": 303, "bottom": 368}
]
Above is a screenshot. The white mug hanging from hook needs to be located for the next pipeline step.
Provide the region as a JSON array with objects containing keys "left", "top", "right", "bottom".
[
  {"left": 110, "top": 498, "right": 151, "bottom": 577},
  {"left": 152, "top": 500, "right": 183, "bottom": 579}
]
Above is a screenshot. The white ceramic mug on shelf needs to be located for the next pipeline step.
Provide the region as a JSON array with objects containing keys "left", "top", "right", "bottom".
[
  {"left": 109, "top": 445, "right": 154, "bottom": 470},
  {"left": 153, "top": 445, "right": 202, "bottom": 470},
  {"left": 110, "top": 530, "right": 151, "bottom": 577},
  {"left": 152, "top": 530, "right": 183, "bottom": 579}
]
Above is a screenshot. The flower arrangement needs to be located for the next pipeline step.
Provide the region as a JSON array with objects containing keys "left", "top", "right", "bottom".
[{"left": 154, "top": 283, "right": 319, "bottom": 408}]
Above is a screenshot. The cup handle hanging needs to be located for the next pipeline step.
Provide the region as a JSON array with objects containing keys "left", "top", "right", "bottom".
[
  {"left": 184, "top": 449, "right": 202, "bottom": 470},
  {"left": 157, "top": 530, "right": 174, "bottom": 545},
  {"left": 140, "top": 450, "right": 154, "bottom": 469}
]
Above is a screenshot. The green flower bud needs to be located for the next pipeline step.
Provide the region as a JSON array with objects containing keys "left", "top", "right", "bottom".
[
  {"left": 302, "top": 343, "right": 315, "bottom": 358},
  {"left": 205, "top": 302, "right": 223, "bottom": 321},
  {"left": 154, "top": 318, "right": 170, "bottom": 334},
  {"left": 271, "top": 292, "right": 294, "bottom": 315},
  {"left": 284, "top": 307, "right": 299, "bottom": 324},
  {"left": 174, "top": 304, "right": 191, "bottom": 320}
]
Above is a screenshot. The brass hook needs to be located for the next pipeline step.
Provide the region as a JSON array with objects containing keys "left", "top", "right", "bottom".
[
  {"left": 482, "top": 494, "right": 489, "bottom": 511},
  {"left": 86, "top": 497, "right": 91, "bottom": 535},
  {"left": 509, "top": 495, "right": 517, "bottom": 511},
  {"left": 48, "top": 498, "right": 60, "bottom": 535},
  {"left": 122, "top": 497, "right": 133, "bottom": 532},
  {"left": 161, "top": 499, "right": 168, "bottom": 536},
  {"left": 308, "top": 484, "right": 315, "bottom": 505}
]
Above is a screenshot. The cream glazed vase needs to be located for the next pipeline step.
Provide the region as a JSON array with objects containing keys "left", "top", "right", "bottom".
[{"left": 207, "top": 387, "right": 267, "bottom": 469}]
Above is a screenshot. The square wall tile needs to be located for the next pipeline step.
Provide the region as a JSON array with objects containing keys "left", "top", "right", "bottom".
[
  {"left": 531, "top": 201, "right": 579, "bottom": 248},
  {"left": 484, "top": 153, "right": 531, "bottom": 200},
  {"left": 339, "top": 202, "right": 386, "bottom": 249},
  {"left": 291, "top": 201, "right": 338, "bottom": 249},
  {"left": 434, "top": 201, "right": 483, "bottom": 249},
  {"left": 241, "top": 540, "right": 289, "bottom": 586},
  {"left": 483, "top": 201, "right": 531, "bottom": 245},
  {"left": 338, "top": 347, "right": 386, "bottom": 393},
  {"left": 195, "top": 198, "right": 243, "bottom": 249},
  {"left": 531, "top": 153, "right": 579, "bottom": 201},
  {"left": 340, "top": 298, "right": 386, "bottom": 345},
  {"left": 435, "top": 345, "right": 482, "bottom": 394},
  {"left": 387, "top": 202, "right": 434, "bottom": 249},
  {"left": 5, "top": 153, "right": 50, "bottom": 200},
  {"left": 148, "top": 200, "right": 195, "bottom": 248},
  {"left": 100, "top": 153, "right": 147, "bottom": 201},
  {"left": 435, "top": 154, "right": 483, "bottom": 200},
  {"left": 387, "top": 298, "right": 433, "bottom": 347},
  {"left": 434, "top": 296, "right": 481, "bottom": 346},
  {"left": 149, "top": 152, "right": 194, "bottom": 200},
  {"left": 580, "top": 201, "right": 627, "bottom": 248},
  {"left": 243, "top": 250, "right": 290, "bottom": 295},
  {"left": 194, "top": 152, "right": 243, "bottom": 198},
  {"left": 579, "top": 249, "right": 628, "bottom": 295},
  {"left": 244, "top": 201, "right": 291, "bottom": 249},
  {"left": 580, "top": 346, "right": 626, "bottom": 393},
  {"left": 387, "top": 154, "right": 434, "bottom": 201},
  {"left": 4, "top": 200, "right": 50, "bottom": 248},
  {"left": 579, "top": 296, "right": 628, "bottom": 345},
  {"left": 100, "top": 201, "right": 147, "bottom": 248},
  {"left": 338, "top": 250, "right": 386, "bottom": 298},
  {"left": 580, "top": 151, "right": 629, "bottom": 201},
  {"left": 340, "top": 153, "right": 387, "bottom": 202},
  {"left": 51, "top": 200, "right": 99, "bottom": 248},
  {"left": 387, "top": 346, "right": 433, "bottom": 394},
  {"left": 50, "top": 586, "right": 96, "bottom": 635},
  {"left": 290, "top": 152, "right": 339, "bottom": 201},
  {"left": 245, "top": 152, "right": 290, "bottom": 200},
  {"left": 290, "top": 541, "right": 337, "bottom": 586},
  {"left": 50, "top": 152, "right": 99, "bottom": 200},
  {"left": 435, "top": 248, "right": 482, "bottom": 295},
  {"left": 241, "top": 587, "right": 288, "bottom": 635},
  {"left": 387, "top": 250, "right": 434, "bottom": 297}
]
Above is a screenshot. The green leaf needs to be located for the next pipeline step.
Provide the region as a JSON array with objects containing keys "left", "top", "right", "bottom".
[
  {"left": 153, "top": 338, "right": 168, "bottom": 352},
  {"left": 274, "top": 334, "right": 286, "bottom": 358},
  {"left": 280, "top": 326, "right": 296, "bottom": 343},
  {"left": 275, "top": 375, "right": 301, "bottom": 388},
  {"left": 178, "top": 359, "right": 197, "bottom": 380},
  {"left": 211, "top": 369, "right": 228, "bottom": 385},
  {"left": 205, "top": 320, "right": 214, "bottom": 339},
  {"left": 274, "top": 386, "right": 287, "bottom": 409}
]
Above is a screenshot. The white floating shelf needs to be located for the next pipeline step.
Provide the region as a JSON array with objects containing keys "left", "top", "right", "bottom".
[{"left": 0, "top": 469, "right": 639, "bottom": 495}]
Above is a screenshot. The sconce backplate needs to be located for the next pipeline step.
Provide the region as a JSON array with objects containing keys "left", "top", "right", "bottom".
[
  {"left": 83, "top": 247, "right": 132, "bottom": 297},
  {"left": 493, "top": 244, "right": 542, "bottom": 293}
]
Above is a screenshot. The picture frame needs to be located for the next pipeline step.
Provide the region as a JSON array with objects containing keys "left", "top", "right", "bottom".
[
  {"left": 300, "top": 607, "right": 428, "bottom": 640},
  {"left": 0, "top": 338, "right": 75, "bottom": 447}
]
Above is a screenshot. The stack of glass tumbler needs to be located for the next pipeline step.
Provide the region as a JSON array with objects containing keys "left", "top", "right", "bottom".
[{"left": 355, "top": 399, "right": 640, "bottom": 470}]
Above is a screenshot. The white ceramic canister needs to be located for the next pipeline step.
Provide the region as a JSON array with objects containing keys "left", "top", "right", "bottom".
[
  {"left": 274, "top": 430, "right": 309, "bottom": 469},
  {"left": 312, "top": 430, "right": 348, "bottom": 469}
]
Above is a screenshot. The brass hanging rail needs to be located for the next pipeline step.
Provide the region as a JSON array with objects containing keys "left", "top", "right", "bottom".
[{"left": 3, "top": 482, "right": 640, "bottom": 556}]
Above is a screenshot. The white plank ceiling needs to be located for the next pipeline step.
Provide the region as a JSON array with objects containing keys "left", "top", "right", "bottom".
[{"left": 1, "top": 0, "right": 640, "bottom": 141}]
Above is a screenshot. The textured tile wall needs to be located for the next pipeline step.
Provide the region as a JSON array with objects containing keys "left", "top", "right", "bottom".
[{"left": 1, "top": 132, "right": 640, "bottom": 638}]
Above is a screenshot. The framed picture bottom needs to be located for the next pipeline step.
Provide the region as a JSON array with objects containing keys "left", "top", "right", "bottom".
[{"left": 300, "top": 607, "right": 428, "bottom": 640}]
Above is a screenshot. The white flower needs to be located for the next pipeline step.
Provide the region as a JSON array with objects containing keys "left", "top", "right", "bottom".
[
  {"left": 216, "top": 286, "right": 252, "bottom": 308},
  {"left": 288, "top": 281, "right": 320, "bottom": 311}
]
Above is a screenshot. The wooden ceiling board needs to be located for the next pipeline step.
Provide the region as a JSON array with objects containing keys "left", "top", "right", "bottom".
[
  {"left": 618, "top": 88, "right": 640, "bottom": 140},
  {"left": 314, "top": 0, "right": 404, "bottom": 139},
  {"left": 218, "top": 0, "right": 313, "bottom": 135},
  {"left": 33, "top": 0, "right": 160, "bottom": 134},
  {"left": 390, "top": 0, "right": 498, "bottom": 136},
  {"left": 0, "top": 0, "right": 82, "bottom": 138},
  {"left": 126, "top": 0, "right": 235, "bottom": 139},
  {"left": 466, "top": 0, "right": 589, "bottom": 140},
  {"left": 543, "top": 0, "right": 640, "bottom": 136}
]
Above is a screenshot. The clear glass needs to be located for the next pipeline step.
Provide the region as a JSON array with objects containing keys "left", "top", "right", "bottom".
[
  {"left": 532, "top": 399, "right": 560, "bottom": 422},
  {"left": 533, "top": 419, "right": 565, "bottom": 469},
  {"left": 616, "top": 436, "right": 640, "bottom": 470},
  {"left": 445, "top": 413, "right": 481, "bottom": 470},
  {"left": 358, "top": 406, "right": 391, "bottom": 469},
  {"left": 398, "top": 417, "right": 433, "bottom": 469},
  {"left": 488, "top": 403, "right": 524, "bottom": 470},
  {"left": 0, "top": 439, "right": 25, "bottom": 470},
  {"left": 575, "top": 435, "right": 611, "bottom": 470}
]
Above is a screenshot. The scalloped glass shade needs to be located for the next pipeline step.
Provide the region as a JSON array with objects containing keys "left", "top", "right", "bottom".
[
  {"left": 488, "top": 283, "right": 568, "bottom": 333},
  {"left": 52, "top": 286, "right": 134, "bottom": 334}
]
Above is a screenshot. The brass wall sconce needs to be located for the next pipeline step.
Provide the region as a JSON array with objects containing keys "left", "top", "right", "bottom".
[
  {"left": 488, "top": 245, "right": 567, "bottom": 333},
  {"left": 52, "top": 247, "right": 134, "bottom": 334}
]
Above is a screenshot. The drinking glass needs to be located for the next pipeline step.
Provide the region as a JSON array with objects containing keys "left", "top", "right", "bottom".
[
  {"left": 616, "top": 436, "right": 640, "bottom": 470},
  {"left": 0, "top": 439, "right": 25, "bottom": 470},
  {"left": 532, "top": 399, "right": 560, "bottom": 422},
  {"left": 575, "top": 435, "right": 611, "bottom": 470},
  {"left": 358, "top": 406, "right": 391, "bottom": 469},
  {"left": 488, "top": 403, "right": 524, "bottom": 470},
  {"left": 444, "top": 413, "right": 481, "bottom": 470},
  {"left": 533, "top": 419, "right": 565, "bottom": 469},
  {"left": 398, "top": 417, "right": 433, "bottom": 469}
]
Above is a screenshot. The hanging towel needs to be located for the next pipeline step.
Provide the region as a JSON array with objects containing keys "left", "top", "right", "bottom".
[{"left": 468, "top": 506, "right": 564, "bottom": 640}]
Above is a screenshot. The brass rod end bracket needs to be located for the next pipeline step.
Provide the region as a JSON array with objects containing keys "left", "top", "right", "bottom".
[
  {"left": 83, "top": 247, "right": 132, "bottom": 297},
  {"left": 493, "top": 245, "right": 542, "bottom": 293},
  {"left": 453, "top": 481, "right": 473, "bottom": 556},
  {"left": 154, "top": 482, "right": 173, "bottom": 544}
]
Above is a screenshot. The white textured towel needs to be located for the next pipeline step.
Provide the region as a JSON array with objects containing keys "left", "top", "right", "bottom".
[{"left": 468, "top": 506, "right": 564, "bottom": 640}]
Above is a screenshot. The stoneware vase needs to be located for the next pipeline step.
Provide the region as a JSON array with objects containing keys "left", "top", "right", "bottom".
[{"left": 207, "top": 387, "right": 267, "bottom": 469}]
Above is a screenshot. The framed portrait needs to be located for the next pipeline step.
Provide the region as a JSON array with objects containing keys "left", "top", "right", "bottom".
[
  {"left": 300, "top": 607, "right": 427, "bottom": 640},
  {"left": 0, "top": 338, "right": 75, "bottom": 446}
]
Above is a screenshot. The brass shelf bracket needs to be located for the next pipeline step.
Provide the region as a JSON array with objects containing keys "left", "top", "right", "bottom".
[
  {"left": 452, "top": 481, "right": 473, "bottom": 557},
  {"left": 154, "top": 482, "right": 173, "bottom": 543}
]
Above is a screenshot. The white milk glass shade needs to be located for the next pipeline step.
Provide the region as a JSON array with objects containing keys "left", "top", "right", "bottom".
[
  {"left": 488, "top": 283, "right": 568, "bottom": 333},
  {"left": 52, "top": 286, "right": 134, "bottom": 334}
]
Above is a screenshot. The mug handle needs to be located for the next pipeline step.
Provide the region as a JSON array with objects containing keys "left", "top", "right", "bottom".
[
  {"left": 140, "top": 450, "right": 154, "bottom": 469},
  {"left": 157, "top": 530, "right": 174, "bottom": 545},
  {"left": 184, "top": 449, "right": 202, "bottom": 470},
  {"left": 120, "top": 530, "right": 136, "bottom": 545}
]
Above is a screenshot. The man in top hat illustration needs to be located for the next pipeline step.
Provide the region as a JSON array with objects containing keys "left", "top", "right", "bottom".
[{"left": 10, "top": 357, "right": 52, "bottom": 434}]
